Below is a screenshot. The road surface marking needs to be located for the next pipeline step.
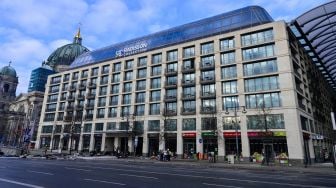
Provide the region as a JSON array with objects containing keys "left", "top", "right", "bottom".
[
  {"left": 83, "top": 178, "right": 126, "bottom": 186},
  {"left": 0, "top": 177, "right": 44, "bottom": 188},
  {"left": 65, "top": 167, "right": 91, "bottom": 172},
  {"left": 119, "top": 173, "right": 158, "bottom": 179},
  {"left": 203, "top": 183, "right": 243, "bottom": 188},
  {"left": 27, "top": 170, "right": 54, "bottom": 175},
  {"left": 312, "top": 177, "right": 336, "bottom": 181}
]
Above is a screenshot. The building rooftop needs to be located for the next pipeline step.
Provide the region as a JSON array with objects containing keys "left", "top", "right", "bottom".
[{"left": 70, "top": 6, "right": 273, "bottom": 69}]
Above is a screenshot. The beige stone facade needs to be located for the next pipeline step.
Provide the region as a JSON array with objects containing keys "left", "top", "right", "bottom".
[{"left": 36, "top": 21, "right": 335, "bottom": 163}]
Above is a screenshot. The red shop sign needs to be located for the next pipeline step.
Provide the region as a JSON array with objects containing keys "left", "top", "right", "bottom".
[
  {"left": 248, "top": 131, "right": 274, "bottom": 137},
  {"left": 248, "top": 132, "right": 260, "bottom": 137},
  {"left": 182, "top": 132, "right": 196, "bottom": 138},
  {"left": 223, "top": 132, "right": 241, "bottom": 138}
]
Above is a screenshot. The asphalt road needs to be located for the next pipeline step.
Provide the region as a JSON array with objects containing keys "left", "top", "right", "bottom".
[{"left": 0, "top": 158, "right": 335, "bottom": 188}]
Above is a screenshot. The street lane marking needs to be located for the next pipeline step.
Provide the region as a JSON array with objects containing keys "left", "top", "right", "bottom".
[
  {"left": 83, "top": 178, "right": 126, "bottom": 186},
  {"left": 119, "top": 173, "right": 158, "bottom": 179},
  {"left": 312, "top": 177, "right": 336, "bottom": 181},
  {"left": 65, "top": 167, "right": 91, "bottom": 172},
  {"left": 27, "top": 170, "right": 54, "bottom": 175},
  {"left": 0, "top": 177, "right": 44, "bottom": 188},
  {"left": 203, "top": 183, "right": 243, "bottom": 188}
]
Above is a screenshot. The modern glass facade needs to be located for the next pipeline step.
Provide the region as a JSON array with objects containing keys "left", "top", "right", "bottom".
[{"left": 28, "top": 66, "right": 55, "bottom": 92}]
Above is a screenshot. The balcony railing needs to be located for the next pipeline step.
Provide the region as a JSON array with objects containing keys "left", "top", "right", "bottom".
[
  {"left": 200, "top": 91, "right": 216, "bottom": 99},
  {"left": 200, "top": 61, "right": 215, "bottom": 70},
  {"left": 88, "top": 82, "right": 96, "bottom": 88},
  {"left": 86, "top": 93, "right": 96, "bottom": 99},
  {"left": 78, "top": 84, "right": 86, "bottom": 90},
  {"left": 181, "top": 66, "right": 195, "bottom": 73},
  {"left": 164, "top": 95, "right": 177, "bottom": 102},
  {"left": 67, "top": 95, "right": 75, "bottom": 101},
  {"left": 85, "top": 104, "right": 95, "bottom": 109},
  {"left": 165, "top": 81, "right": 177, "bottom": 88},
  {"left": 164, "top": 68, "right": 178, "bottom": 76},
  {"left": 69, "top": 85, "right": 76, "bottom": 91},
  {"left": 200, "top": 76, "right": 215, "bottom": 84},
  {"left": 163, "top": 109, "right": 177, "bottom": 116},
  {"left": 181, "top": 79, "right": 195, "bottom": 86},
  {"left": 200, "top": 106, "right": 216, "bottom": 114},
  {"left": 180, "top": 107, "right": 196, "bottom": 115},
  {"left": 85, "top": 114, "right": 93, "bottom": 120},
  {"left": 181, "top": 93, "right": 196, "bottom": 100}
]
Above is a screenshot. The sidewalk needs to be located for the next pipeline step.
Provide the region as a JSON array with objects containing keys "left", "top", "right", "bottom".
[{"left": 74, "top": 155, "right": 336, "bottom": 174}]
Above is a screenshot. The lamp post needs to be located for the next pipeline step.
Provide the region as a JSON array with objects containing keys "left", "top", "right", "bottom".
[
  {"left": 225, "top": 105, "right": 247, "bottom": 162},
  {"left": 121, "top": 113, "right": 136, "bottom": 157}
]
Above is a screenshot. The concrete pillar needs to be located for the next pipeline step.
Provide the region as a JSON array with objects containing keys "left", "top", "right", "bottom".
[
  {"left": 217, "top": 132, "right": 225, "bottom": 161},
  {"left": 101, "top": 133, "right": 106, "bottom": 152},
  {"left": 159, "top": 133, "right": 165, "bottom": 151},
  {"left": 89, "top": 134, "right": 95, "bottom": 152},
  {"left": 142, "top": 134, "right": 148, "bottom": 156},
  {"left": 128, "top": 136, "right": 133, "bottom": 154},
  {"left": 114, "top": 136, "right": 120, "bottom": 148},
  {"left": 176, "top": 131, "right": 183, "bottom": 158},
  {"left": 308, "top": 138, "right": 315, "bottom": 160},
  {"left": 78, "top": 134, "right": 83, "bottom": 152},
  {"left": 241, "top": 115, "right": 250, "bottom": 159}
]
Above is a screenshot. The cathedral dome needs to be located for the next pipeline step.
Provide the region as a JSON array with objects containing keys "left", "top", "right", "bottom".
[
  {"left": 0, "top": 63, "right": 17, "bottom": 77},
  {"left": 46, "top": 28, "right": 89, "bottom": 70}
]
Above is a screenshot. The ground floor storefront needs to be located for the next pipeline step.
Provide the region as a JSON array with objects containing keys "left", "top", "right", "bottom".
[{"left": 40, "top": 130, "right": 324, "bottom": 163}]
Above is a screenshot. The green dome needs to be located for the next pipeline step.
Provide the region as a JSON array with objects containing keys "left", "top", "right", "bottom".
[
  {"left": 0, "top": 65, "right": 17, "bottom": 77},
  {"left": 46, "top": 29, "right": 89, "bottom": 69}
]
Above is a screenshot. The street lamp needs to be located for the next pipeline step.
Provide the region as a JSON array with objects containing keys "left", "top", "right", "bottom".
[
  {"left": 225, "top": 105, "right": 247, "bottom": 162},
  {"left": 121, "top": 113, "right": 136, "bottom": 157}
]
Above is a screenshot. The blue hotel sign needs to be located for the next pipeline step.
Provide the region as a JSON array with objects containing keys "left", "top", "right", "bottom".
[{"left": 115, "top": 41, "right": 148, "bottom": 57}]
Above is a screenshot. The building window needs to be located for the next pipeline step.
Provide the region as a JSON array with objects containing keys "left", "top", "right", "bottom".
[
  {"left": 136, "top": 80, "right": 146, "bottom": 91},
  {"left": 113, "top": 62, "right": 121, "bottom": 72},
  {"left": 125, "top": 60, "right": 133, "bottom": 70},
  {"left": 148, "top": 120, "right": 160, "bottom": 131},
  {"left": 223, "top": 117, "right": 241, "bottom": 130},
  {"left": 112, "top": 73, "right": 120, "bottom": 83},
  {"left": 151, "top": 78, "right": 161, "bottom": 89},
  {"left": 51, "top": 76, "right": 61, "bottom": 84},
  {"left": 95, "top": 123, "right": 104, "bottom": 131},
  {"left": 221, "top": 52, "right": 235, "bottom": 65},
  {"left": 201, "top": 55, "right": 215, "bottom": 66},
  {"left": 166, "top": 89, "right": 177, "bottom": 98},
  {"left": 242, "top": 44, "right": 275, "bottom": 61},
  {"left": 122, "top": 94, "right": 131, "bottom": 105},
  {"left": 108, "top": 107, "right": 117, "bottom": 117},
  {"left": 183, "top": 73, "right": 195, "bottom": 83},
  {"left": 243, "top": 60, "right": 278, "bottom": 76},
  {"left": 138, "top": 56, "right": 147, "bottom": 67},
  {"left": 42, "top": 125, "right": 53, "bottom": 133},
  {"left": 241, "top": 29, "right": 273, "bottom": 47},
  {"left": 81, "top": 70, "right": 88, "bottom": 78},
  {"left": 150, "top": 103, "right": 160, "bottom": 115},
  {"left": 167, "top": 63, "right": 177, "bottom": 72},
  {"left": 244, "top": 76, "right": 279, "bottom": 92},
  {"left": 221, "top": 66, "right": 237, "bottom": 79},
  {"left": 150, "top": 90, "right": 161, "bottom": 102},
  {"left": 121, "top": 106, "right": 130, "bottom": 116},
  {"left": 83, "top": 124, "right": 92, "bottom": 133},
  {"left": 135, "top": 105, "right": 145, "bottom": 116},
  {"left": 137, "top": 68, "right": 147, "bottom": 79},
  {"left": 100, "top": 76, "right": 109, "bottom": 85},
  {"left": 63, "top": 74, "right": 70, "bottom": 82},
  {"left": 49, "top": 85, "right": 60, "bottom": 93},
  {"left": 123, "top": 82, "right": 132, "bottom": 92},
  {"left": 99, "top": 86, "right": 107, "bottom": 96},
  {"left": 245, "top": 92, "right": 281, "bottom": 109},
  {"left": 111, "top": 84, "right": 119, "bottom": 94},
  {"left": 201, "top": 70, "right": 215, "bottom": 80},
  {"left": 182, "top": 118, "right": 196, "bottom": 130},
  {"left": 220, "top": 38, "right": 235, "bottom": 51},
  {"left": 136, "top": 92, "right": 146, "bottom": 103},
  {"left": 182, "top": 101, "right": 196, "bottom": 112},
  {"left": 166, "top": 76, "right": 177, "bottom": 85},
  {"left": 222, "top": 96, "right": 239, "bottom": 109},
  {"left": 222, "top": 81, "right": 237, "bottom": 94},
  {"left": 110, "top": 95, "right": 119, "bottom": 106},
  {"left": 102, "top": 65, "right": 109, "bottom": 74},
  {"left": 201, "top": 117, "right": 217, "bottom": 130},
  {"left": 201, "top": 42, "right": 214, "bottom": 55},
  {"left": 96, "top": 108, "right": 105, "bottom": 118},
  {"left": 44, "top": 113, "right": 55, "bottom": 122},
  {"left": 201, "top": 99, "right": 216, "bottom": 111},
  {"left": 151, "top": 66, "right": 161, "bottom": 76},
  {"left": 98, "top": 97, "right": 106, "bottom": 107},
  {"left": 164, "top": 119, "right": 177, "bottom": 131},
  {"left": 165, "top": 102, "right": 177, "bottom": 114},
  {"left": 91, "top": 67, "right": 99, "bottom": 76},
  {"left": 57, "top": 112, "right": 64, "bottom": 121},
  {"left": 183, "top": 46, "right": 195, "bottom": 58},
  {"left": 124, "top": 71, "right": 133, "bottom": 81},
  {"left": 183, "top": 87, "right": 195, "bottom": 97},
  {"left": 152, "top": 53, "right": 162, "bottom": 64},
  {"left": 107, "top": 122, "right": 117, "bottom": 130},
  {"left": 201, "top": 84, "right": 215, "bottom": 95},
  {"left": 167, "top": 50, "right": 178, "bottom": 61},
  {"left": 247, "top": 114, "right": 284, "bottom": 129},
  {"left": 183, "top": 59, "right": 195, "bottom": 69}
]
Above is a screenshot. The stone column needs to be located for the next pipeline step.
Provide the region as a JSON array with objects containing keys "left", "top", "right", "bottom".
[
  {"left": 101, "top": 133, "right": 106, "bottom": 152},
  {"left": 89, "top": 134, "right": 95, "bottom": 152}
]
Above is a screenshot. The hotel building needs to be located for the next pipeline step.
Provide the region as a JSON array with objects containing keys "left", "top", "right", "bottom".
[{"left": 36, "top": 4, "right": 336, "bottom": 164}]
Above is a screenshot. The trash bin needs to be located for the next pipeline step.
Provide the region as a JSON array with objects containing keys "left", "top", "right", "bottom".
[{"left": 228, "top": 155, "right": 235, "bottom": 164}]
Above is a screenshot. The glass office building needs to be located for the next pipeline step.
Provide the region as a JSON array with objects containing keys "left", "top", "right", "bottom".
[
  {"left": 28, "top": 66, "right": 55, "bottom": 92},
  {"left": 36, "top": 5, "right": 336, "bottom": 164}
]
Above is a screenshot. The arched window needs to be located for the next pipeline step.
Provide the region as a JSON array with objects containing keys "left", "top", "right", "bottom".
[{"left": 3, "top": 84, "right": 9, "bottom": 93}]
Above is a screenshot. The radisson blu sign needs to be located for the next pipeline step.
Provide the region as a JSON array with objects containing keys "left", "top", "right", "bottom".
[{"left": 115, "top": 41, "right": 148, "bottom": 57}]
